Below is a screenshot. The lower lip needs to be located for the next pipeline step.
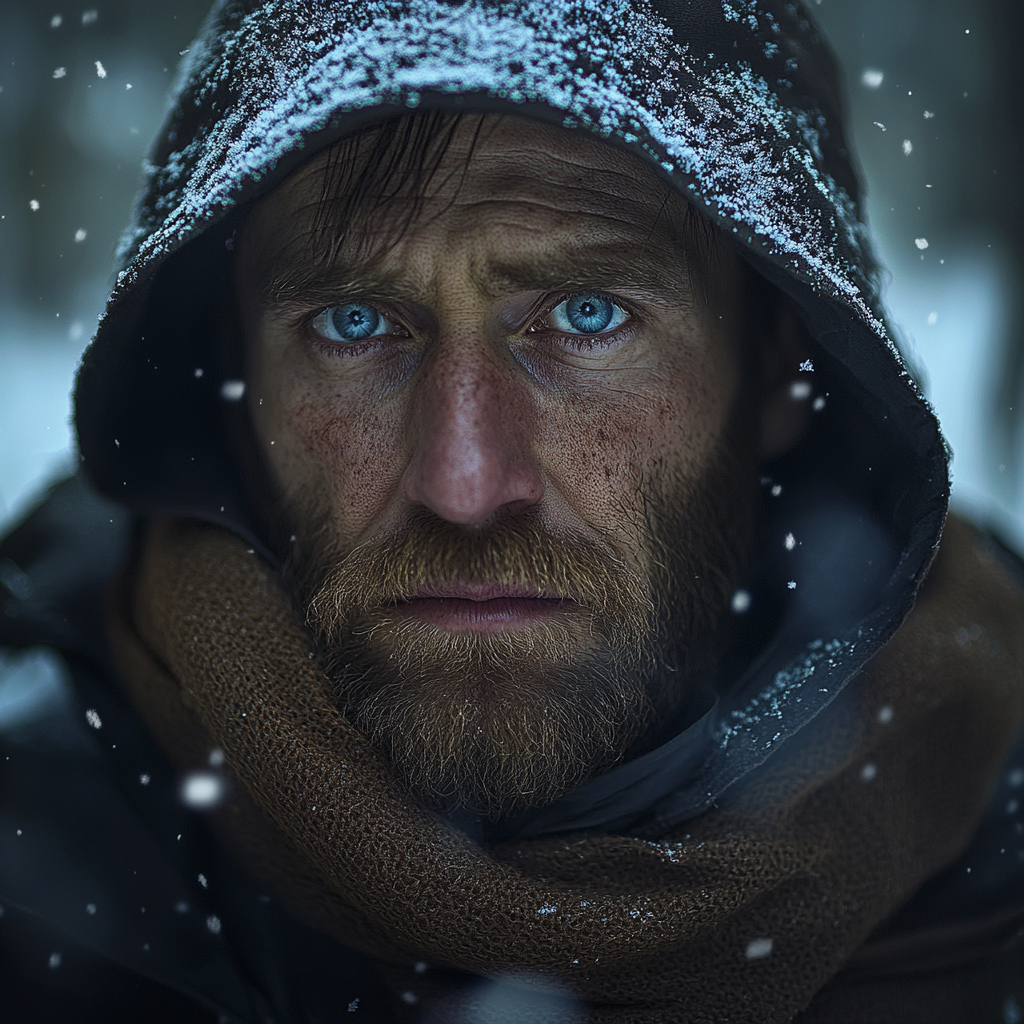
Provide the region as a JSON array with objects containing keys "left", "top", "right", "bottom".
[{"left": 396, "top": 597, "right": 571, "bottom": 633}]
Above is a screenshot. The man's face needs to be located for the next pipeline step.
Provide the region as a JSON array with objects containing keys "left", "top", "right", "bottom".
[{"left": 236, "top": 114, "right": 759, "bottom": 820}]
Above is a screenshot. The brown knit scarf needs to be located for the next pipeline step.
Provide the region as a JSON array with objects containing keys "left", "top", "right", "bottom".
[{"left": 107, "top": 515, "right": 1024, "bottom": 1022}]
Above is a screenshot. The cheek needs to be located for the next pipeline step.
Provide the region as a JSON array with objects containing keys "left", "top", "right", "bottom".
[
  {"left": 255, "top": 372, "right": 407, "bottom": 539},
  {"left": 541, "top": 347, "right": 737, "bottom": 529}
]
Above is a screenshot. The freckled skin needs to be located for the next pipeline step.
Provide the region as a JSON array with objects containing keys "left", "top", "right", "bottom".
[{"left": 235, "top": 115, "right": 746, "bottom": 567}]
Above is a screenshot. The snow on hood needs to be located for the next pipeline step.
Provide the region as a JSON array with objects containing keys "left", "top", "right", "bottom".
[{"left": 74, "top": 0, "right": 949, "bottom": 831}]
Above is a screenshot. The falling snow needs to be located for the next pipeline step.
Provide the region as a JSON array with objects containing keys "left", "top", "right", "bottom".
[
  {"left": 85, "top": 708, "right": 102, "bottom": 729},
  {"left": 94, "top": 61, "right": 106, "bottom": 79},
  {"left": 915, "top": 238, "right": 929, "bottom": 250},
  {"left": 52, "top": 67, "right": 67, "bottom": 79},
  {"left": 220, "top": 380, "right": 246, "bottom": 401},
  {"left": 182, "top": 771, "right": 224, "bottom": 808},
  {"left": 731, "top": 589, "right": 751, "bottom": 613},
  {"left": 860, "top": 762, "right": 878, "bottom": 782},
  {"left": 745, "top": 938, "right": 773, "bottom": 959},
  {"left": 205, "top": 914, "right": 221, "bottom": 934},
  {"left": 74, "top": 228, "right": 87, "bottom": 242},
  {"left": 861, "top": 68, "right": 884, "bottom": 88},
  {"left": 902, "top": 139, "right": 912, "bottom": 156}
]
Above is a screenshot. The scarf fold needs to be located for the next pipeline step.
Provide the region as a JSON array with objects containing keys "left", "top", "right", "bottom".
[{"left": 106, "top": 516, "right": 1024, "bottom": 1022}]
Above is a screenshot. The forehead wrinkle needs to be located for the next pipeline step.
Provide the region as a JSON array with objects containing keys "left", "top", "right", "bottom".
[
  {"left": 452, "top": 171, "right": 677, "bottom": 231},
  {"left": 467, "top": 131, "right": 661, "bottom": 190},
  {"left": 255, "top": 205, "right": 694, "bottom": 308},
  {"left": 452, "top": 201, "right": 693, "bottom": 299},
  {"left": 469, "top": 245, "right": 692, "bottom": 300},
  {"left": 247, "top": 155, "right": 699, "bottom": 307}
]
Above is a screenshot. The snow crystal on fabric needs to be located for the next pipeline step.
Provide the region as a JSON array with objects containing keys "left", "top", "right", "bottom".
[{"left": 717, "top": 637, "right": 855, "bottom": 750}]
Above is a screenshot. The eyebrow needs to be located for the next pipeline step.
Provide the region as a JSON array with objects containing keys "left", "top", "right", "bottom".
[
  {"left": 254, "top": 234, "right": 697, "bottom": 311},
  {"left": 255, "top": 243, "right": 407, "bottom": 309},
  {"left": 471, "top": 242, "right": 694, "bottom": 300}
]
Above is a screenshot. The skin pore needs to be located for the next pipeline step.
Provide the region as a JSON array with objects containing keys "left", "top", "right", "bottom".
[{"left": 235, "top": 113, "right": 806, "bottom": 820}]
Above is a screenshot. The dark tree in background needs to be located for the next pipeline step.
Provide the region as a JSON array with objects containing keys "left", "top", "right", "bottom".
[{"left": 0, "top": 0, "right": 1022, "bottom": 537}]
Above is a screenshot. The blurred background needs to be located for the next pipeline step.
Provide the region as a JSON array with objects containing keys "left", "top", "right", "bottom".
[{"left": 1, "top": 0, "right": 1022, "bottom": 545}]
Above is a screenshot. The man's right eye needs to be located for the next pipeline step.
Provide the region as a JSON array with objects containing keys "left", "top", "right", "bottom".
[{"left": 310, "top": 302, "right": 398, "bottom": 344}]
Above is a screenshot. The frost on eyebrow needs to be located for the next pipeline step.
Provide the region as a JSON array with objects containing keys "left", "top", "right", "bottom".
[{"left": 116, "top": 0, "right": 886, "bottom": 357}]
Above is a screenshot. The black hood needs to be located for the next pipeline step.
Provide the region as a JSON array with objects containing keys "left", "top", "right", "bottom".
[{"left": 73, "top": 0, "right": 948, "bottom": 833}]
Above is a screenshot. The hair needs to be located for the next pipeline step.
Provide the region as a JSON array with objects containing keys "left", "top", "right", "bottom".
[
  {"left": 310, "top": 109, "right": 485, "bottom": 264},
  {"left": 290, "top": 108, "right": 722, "bottom": 300}
]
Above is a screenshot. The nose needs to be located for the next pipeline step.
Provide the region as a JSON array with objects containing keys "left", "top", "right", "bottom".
[{"left": 401, "top": 335, "right": 544, "bottom": 525}]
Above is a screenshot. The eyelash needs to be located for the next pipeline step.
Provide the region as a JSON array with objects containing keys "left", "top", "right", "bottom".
[
  {"left": 304, "top": 292, "right": 635, "bottom": 355},
  {"left": 532, "top": 293, "right": 634, "bottom": 349}
]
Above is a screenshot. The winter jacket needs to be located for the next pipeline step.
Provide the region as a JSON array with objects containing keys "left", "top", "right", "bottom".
[{"left": 2, "top": 0, "right": 1024, "bottom": 1020}]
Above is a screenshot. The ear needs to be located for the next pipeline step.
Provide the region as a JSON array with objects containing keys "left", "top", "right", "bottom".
[{"left": 758, "top": 301, "right": 814, "bottom": 460}]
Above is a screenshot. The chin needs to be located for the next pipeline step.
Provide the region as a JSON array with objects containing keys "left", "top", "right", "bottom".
[{"left": 326, "top": 616, "right": 655, "bottom": 819}]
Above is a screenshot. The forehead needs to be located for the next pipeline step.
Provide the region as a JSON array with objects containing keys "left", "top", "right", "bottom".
[{"left": 241, "top": 114, "right": 707, "bottom": 278}]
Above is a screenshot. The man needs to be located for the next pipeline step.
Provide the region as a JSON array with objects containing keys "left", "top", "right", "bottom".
[{"left": 1, "top": 0, "right": 1023, "bottom": 1021}]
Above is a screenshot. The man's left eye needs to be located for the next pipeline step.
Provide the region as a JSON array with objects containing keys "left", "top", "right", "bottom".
[
  {"left": 311, "top": 302, "right": 398, "bottom": 344},
  {"left": 544, "top": 292, "right": 629, "bottom": 335}
]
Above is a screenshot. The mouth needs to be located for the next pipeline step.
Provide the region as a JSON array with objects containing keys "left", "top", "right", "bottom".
[{"left": 395, "top": 584, "right": 576, "bottom": 633}]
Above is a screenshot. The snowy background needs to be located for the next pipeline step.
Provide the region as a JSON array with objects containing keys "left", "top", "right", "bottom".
[{"left": 1, "top": 0, "right": 1023, "bottom": 547}]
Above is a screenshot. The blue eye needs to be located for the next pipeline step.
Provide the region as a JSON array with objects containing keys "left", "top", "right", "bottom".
[
  {"left": 312, "top": 302, "right": 393, "bottom": 344},
  {"left": 546, "top": 292, "right": 628, "bottom": 335}
]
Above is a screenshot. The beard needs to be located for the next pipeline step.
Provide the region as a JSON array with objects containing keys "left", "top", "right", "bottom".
[{"left": 275, "top": 430, "right": 757, "bottom": 822}]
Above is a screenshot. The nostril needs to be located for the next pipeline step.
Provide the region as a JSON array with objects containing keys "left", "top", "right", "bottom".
[{"left": 401, "top": 445, "right": 544, "bottom": 526}]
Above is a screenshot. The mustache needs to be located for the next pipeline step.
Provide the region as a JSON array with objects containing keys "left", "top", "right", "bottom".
[{"left": 306, "top": 510, "right": 653, "bottom": 637}]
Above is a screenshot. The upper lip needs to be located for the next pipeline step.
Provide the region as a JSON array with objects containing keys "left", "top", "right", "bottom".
[{"left": 402, "top": 583, "right": 558, "bottom": 602}]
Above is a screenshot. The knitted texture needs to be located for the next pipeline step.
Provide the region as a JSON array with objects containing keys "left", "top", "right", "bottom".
[{"left": 107, "top": 516, "right": 1024, "bottom": 1021}]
